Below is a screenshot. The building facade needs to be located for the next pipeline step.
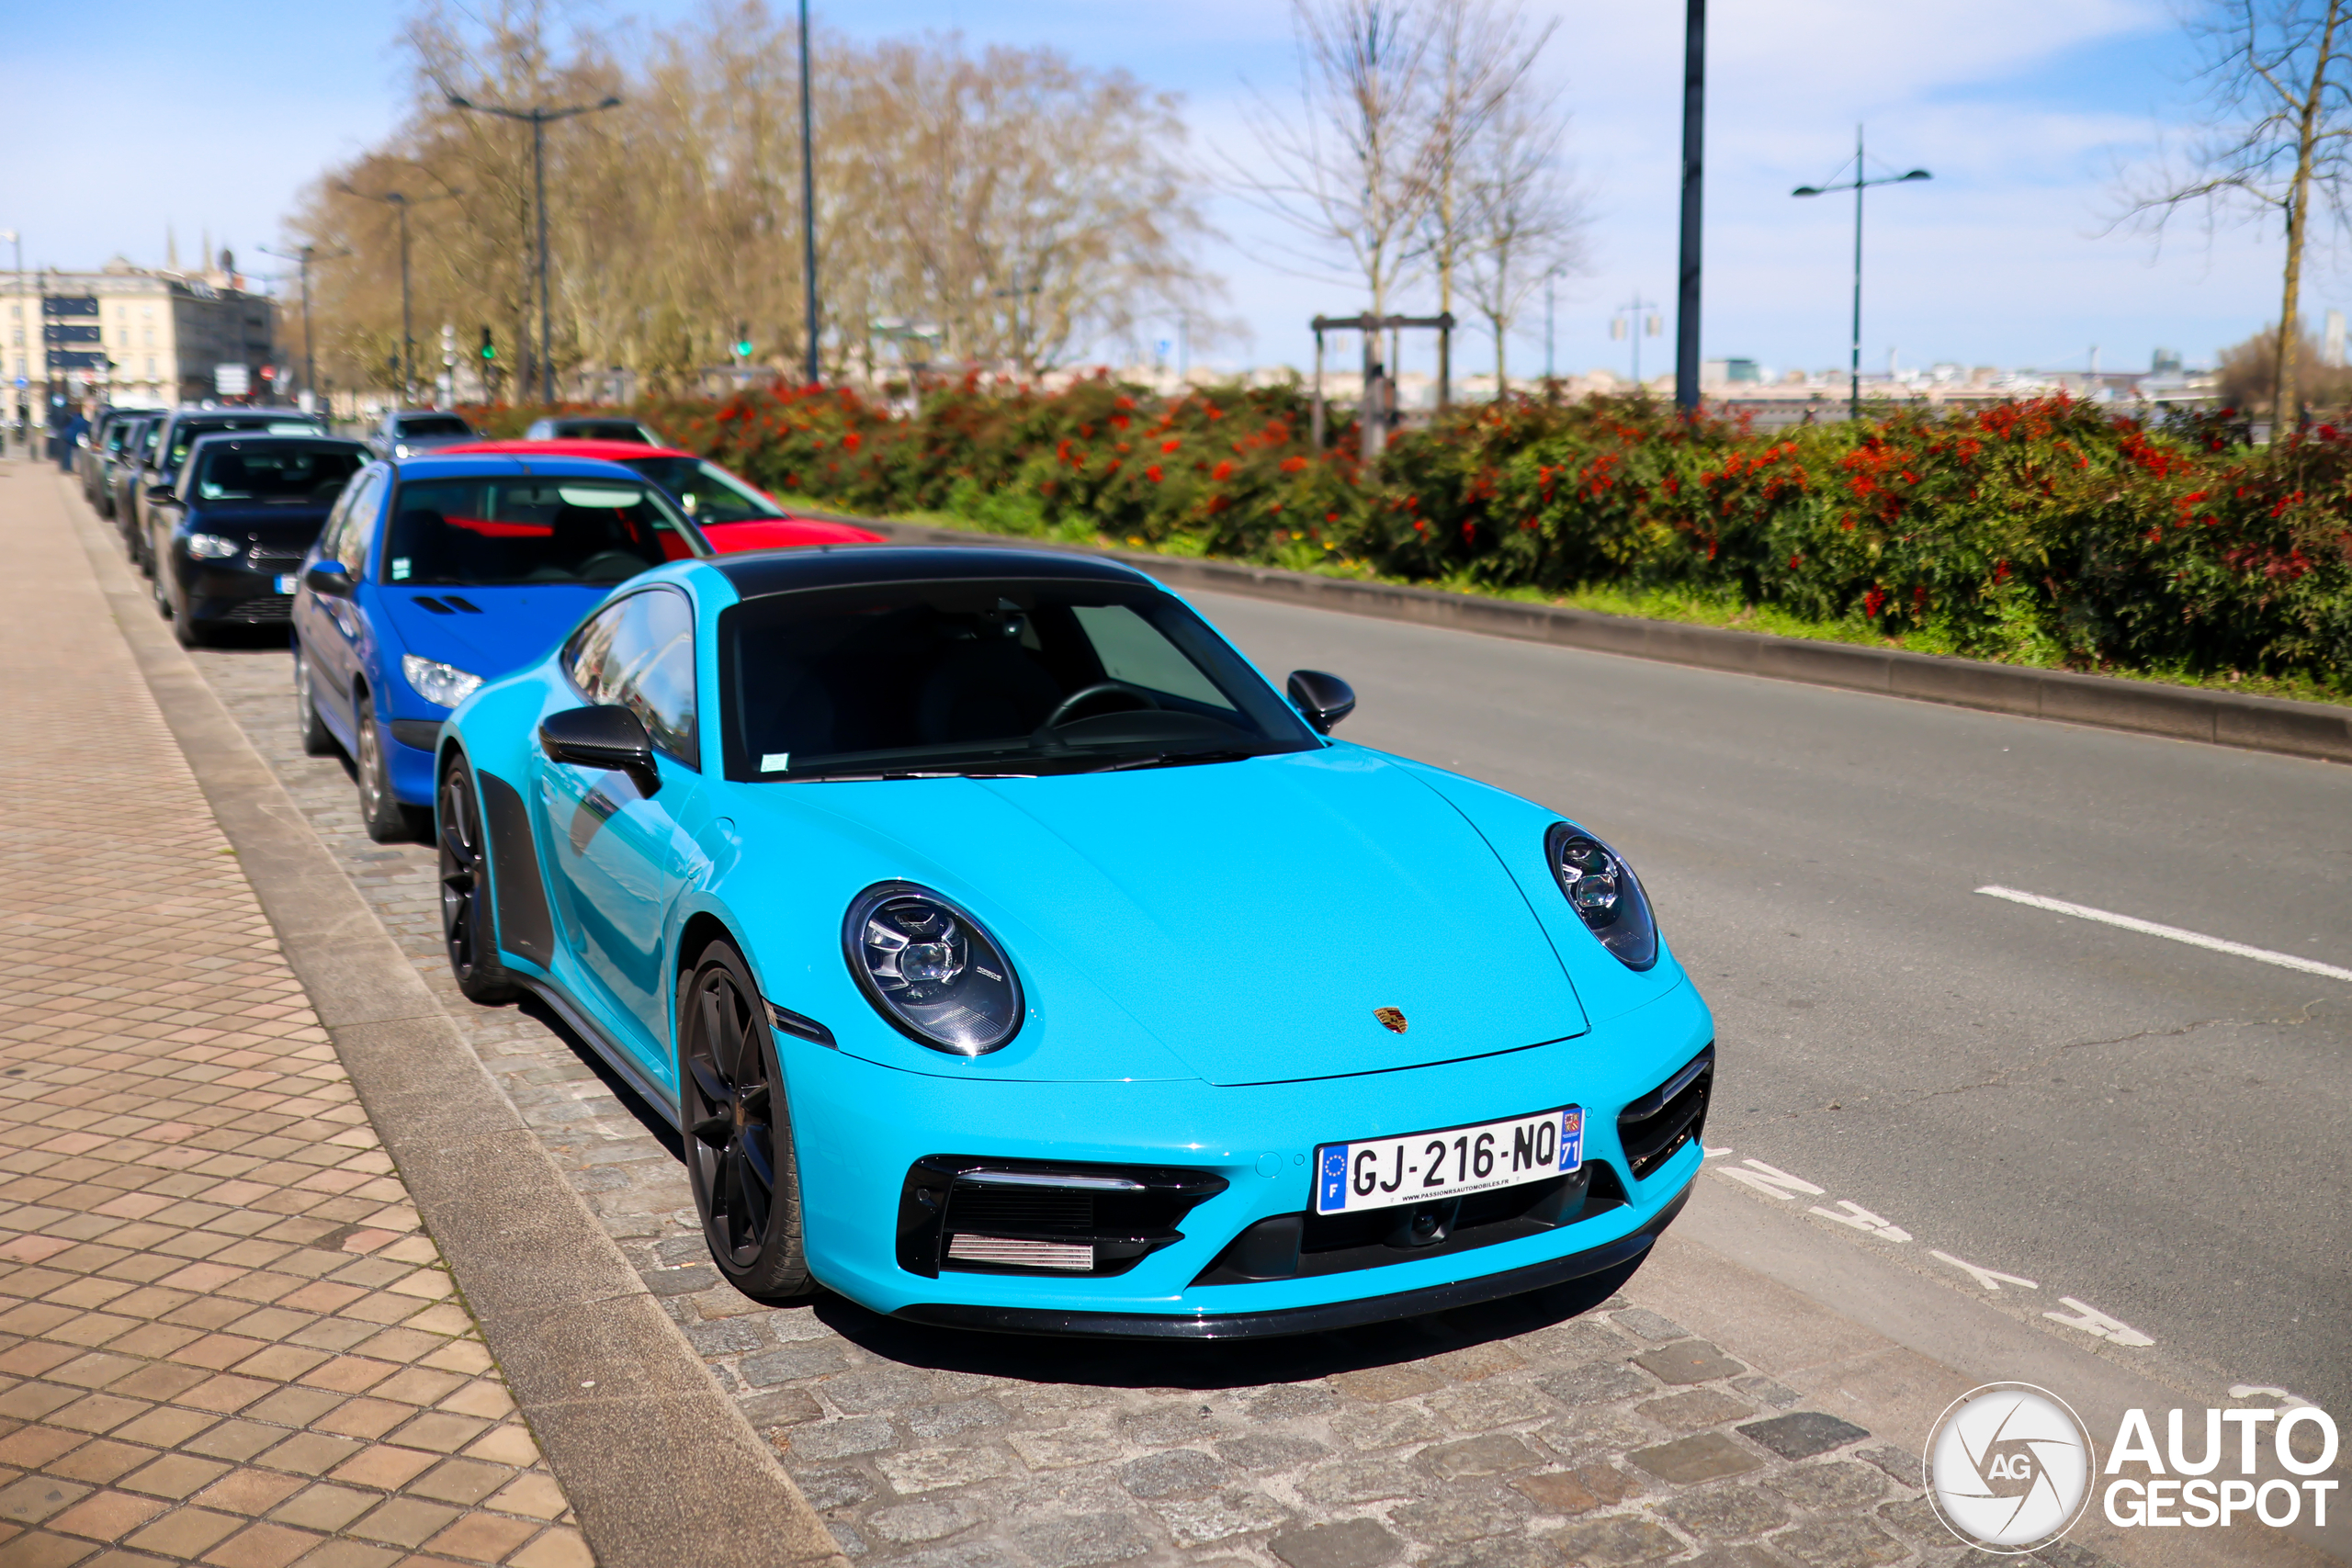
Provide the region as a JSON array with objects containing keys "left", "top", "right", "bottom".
[{"left": 7, "top": 256, "right": 277, "bottom": 430}]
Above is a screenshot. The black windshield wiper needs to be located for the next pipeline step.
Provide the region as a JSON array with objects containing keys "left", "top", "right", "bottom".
[{"left": 1080, "top": 748, "right": 1261, "bottom": 773}]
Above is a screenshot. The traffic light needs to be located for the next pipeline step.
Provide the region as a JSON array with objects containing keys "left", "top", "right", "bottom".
[
  {"left": 479, "top": 326, "right": 495, "bottom": 362},
  {"left": 735, "top": 322, "right": 752, "bottom": 360}
]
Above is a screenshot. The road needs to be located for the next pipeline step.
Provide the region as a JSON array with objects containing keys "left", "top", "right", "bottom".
[{"left": 1192, "top": 587, "right": 2352, "bottom": 1416}]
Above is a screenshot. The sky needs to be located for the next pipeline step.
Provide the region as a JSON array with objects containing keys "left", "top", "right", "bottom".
[{"left": 0, "top": 0, "right": 2317, "bottom": 382}]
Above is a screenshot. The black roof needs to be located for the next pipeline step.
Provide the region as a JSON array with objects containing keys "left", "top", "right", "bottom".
[
  {"left": 184, "top": 431, "right": 368, "bottom": 447},
  {"left": 713, "top": 545, "right": 1153, "bottom": 602}
]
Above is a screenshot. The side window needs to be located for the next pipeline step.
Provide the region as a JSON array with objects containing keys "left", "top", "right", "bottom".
[
  {"left": 342, "top": 471, "right": 387, "bottom": 573},
  {"left": 569, "top": 589, "right": 696, "bottom": 767}
]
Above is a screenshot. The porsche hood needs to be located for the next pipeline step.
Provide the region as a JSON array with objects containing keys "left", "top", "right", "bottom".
[{"left": 790, "top": 748, "right": 1590, "bottom": 1087}]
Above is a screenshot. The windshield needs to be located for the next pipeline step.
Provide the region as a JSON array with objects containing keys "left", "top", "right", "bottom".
[
  {"left": 396, "top": 414, "right": 473, "bottom": 438},
  {"left": 721, "top": 580, "right": 1317, "bottom": 781},
  {"left": 551, "top": 420, "right": 647, "bottom": 442},
  {"left": 167, "top": 416, "right": 322, "bottom": 469},
  {"left": 191, "top": 442, "right": 367, "bottom": 504},
  {"left": 382, "top": 476, "right": 702, "bottom": 587},
  {"left": 619, "top": 456, "right": 784, "bottom": 523}
]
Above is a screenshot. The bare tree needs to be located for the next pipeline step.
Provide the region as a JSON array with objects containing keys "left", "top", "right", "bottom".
[
  {"left": 2123, "top": 0, "right": 2352, "bottom": 420},
  {"left": 284, "top": 5, "right": 1220, "bottom": 394},
  {"left": 1417, "top": 0, "right": 1555, "bottom": 392},
  {"left": 1459, "top": 85, "right": 1586, "bottom": 388},
  {"left": 1234, "top": 0, "right": 1444, "bottom": 318}
]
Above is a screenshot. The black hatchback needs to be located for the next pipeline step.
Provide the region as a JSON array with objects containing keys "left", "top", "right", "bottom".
[{"left": 147, "top": 434, "right": 371, "bottom": 645}]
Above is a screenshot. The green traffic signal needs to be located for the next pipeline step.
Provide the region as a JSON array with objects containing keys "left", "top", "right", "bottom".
[{"left": 479, "top": 326, "right": 495, "bottom": 361}]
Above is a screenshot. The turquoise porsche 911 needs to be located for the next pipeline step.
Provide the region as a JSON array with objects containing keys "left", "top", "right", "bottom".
[{"left": 433, "top": 545, "right": 1715, "bottom": 1336}]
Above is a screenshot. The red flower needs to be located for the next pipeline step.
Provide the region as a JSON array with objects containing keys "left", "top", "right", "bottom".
[
  {"left": 1161, "top": 438, "right": 1181, "bottom": 454},
  {"left": 1145, "top": 465, "right": 1163, "bottom": 483},
  {"left": 1863, "top": 587, "right": 1887, "bottom": 618},
  {"left": 1212, "top": 460, "right": 1234, "bottom": 481},
  {"left": 1279, "top": 455, "right": 1308, "bottom": 473},
  {"left": 842, "top": 433, "right": 863, "bottom": 453}
]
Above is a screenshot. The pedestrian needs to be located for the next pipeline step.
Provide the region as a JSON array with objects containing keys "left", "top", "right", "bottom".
[{"left": 57, "top": 409, "right": 87, "bottom": 473}]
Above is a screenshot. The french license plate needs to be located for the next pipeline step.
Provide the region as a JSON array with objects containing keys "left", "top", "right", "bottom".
[
  {"left": 1315, "top": 1107, "right": 1582, "bottom": 1216},
  {"left": 275, "top": 574, "right": 299, "bottom": 593}
]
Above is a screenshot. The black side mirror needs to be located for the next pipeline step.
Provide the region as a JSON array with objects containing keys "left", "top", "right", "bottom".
[
  {"left": 1286, "top": 670, "right": 1356, "bottom": 733},
  {"left": 540, "top": 705, "right": 660, "bottom": 794},
  {"left": 303, "top": 561, "right": 356, "bottom": 597},
  {"left": 146, "top": 484, "right": 175, "bottom": 503}
]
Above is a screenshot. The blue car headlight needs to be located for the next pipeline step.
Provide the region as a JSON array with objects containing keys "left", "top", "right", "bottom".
[
  {"left": 1544, "top": 824, "right": 1658, "bottom": 971},
  {"left": 843, "top": 883, "right": 1023, "bottom": 1055},
  {"left": 401, "top": 654, "right": 483, "bottom": 709},
  {"left": 186, "top": 533, "right": 242, "bottom": 559}
]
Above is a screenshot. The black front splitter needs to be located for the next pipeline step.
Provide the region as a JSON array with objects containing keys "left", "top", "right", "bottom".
[{"left": 891, "top": 1181, "right": 1690, "bottom": 1340}]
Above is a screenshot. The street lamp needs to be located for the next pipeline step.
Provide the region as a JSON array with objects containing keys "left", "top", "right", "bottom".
[
  {"left": 445, "top": 91, "right": 623, "bottom": 404},
  {"left": 336, "top": 186, "right": 460, "bottom": 403},
  {"left": 260, "top": 243, "right": 351, "bottom": 406},
  {"left": 1792, "top": 126, "right": 1929, "bottom": 421},
  {"left": 0, "top": 230, "right": 21, "bottom": 453}
]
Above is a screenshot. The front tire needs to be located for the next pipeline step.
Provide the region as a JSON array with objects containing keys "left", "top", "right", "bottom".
[
  {"left": 355, "top": 703, "right": 412, "bottom": 843},
  {"left": 437, "top": 752, "right": 522, "bottom": 1004},
  {"left": 682, "top": 942, "right": 814, "bottom": 1299},
  {"left": 292, "top": 645, "right": 337, "bottom": 757}
]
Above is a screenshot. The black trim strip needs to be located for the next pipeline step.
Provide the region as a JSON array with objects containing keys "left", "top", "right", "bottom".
[
  {"left": 519, "top": 976, "right": 683, "bottom": 1132},
  {"left": 477, "top": 770, "right": 554, "bottom": 966},
  {"left": 891, "top": 1181, "right": 1689, "bottom": 1340}
]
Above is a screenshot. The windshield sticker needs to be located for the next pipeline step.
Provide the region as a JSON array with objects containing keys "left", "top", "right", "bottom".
[
  {"left": 761, "top": 753, "right": 790, "bottom": 773},
  {"left": 390, "top": 558, "right": 412, "bottom": 581}
]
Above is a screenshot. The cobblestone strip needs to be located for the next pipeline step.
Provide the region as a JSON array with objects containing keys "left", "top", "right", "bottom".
[
  {"left": 117, "top": 479, "right": 2109, "bottom": 1568},
  {"left": 0, "top": 463, "right": 590, "bottom": 1568}
]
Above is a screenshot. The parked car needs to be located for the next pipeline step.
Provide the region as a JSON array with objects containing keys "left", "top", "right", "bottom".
[
  {"left": 130, "top": 407, "right": 329, "bottom": 573},
  {"left": 365, "top": 409, "right": 480, "bottom": 459},
  {"left": 145, "top": 434, "right": 371, "bottom": 646},
  {"left": 441, "top": 437, "right": 885, "bottom": 552},
  {"left": 431, "top": 545, "right": 1715, "bottom": 1330},
  {"left": 110, "top": 415, "right": 164, "bottom": 547},
  {"left": 88, "top": 410, "right": 151, "bottom": 518},
  {"left": 82, "top": 409, "right": 136, "bottom": 513},
  {"left": 290, "top": 453, "right": 714, "bottom": 840},
  {"left": 523, "top": 414, "right": 662, "bottom": 444}
]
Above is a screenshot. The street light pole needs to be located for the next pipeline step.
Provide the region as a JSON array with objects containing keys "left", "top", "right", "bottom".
[
  {"left": 1673, "top": 0, "right": 1705, "bottom": 413},
  {"left": 1793, "top": 126, "right": 1930, "bottom": 421},
  {"left": 1, "top": 230, "right": 21, "bottom": 452},
  {"left": 260, "top": 243, "right": 351, "bottom": 405},
  {"left": 447, "top": 92, "right": 623, "bottom": 404},
  {"left": 338, "top": 188, "right": 458, "bottom": 403},
  {"left": 798, "top": 0, "right": 820, "bottom": 387}
]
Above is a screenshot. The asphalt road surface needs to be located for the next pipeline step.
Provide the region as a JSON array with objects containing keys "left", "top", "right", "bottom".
[{"left": 1193, "top": 587, "right": 2352, "bottom": 1416}]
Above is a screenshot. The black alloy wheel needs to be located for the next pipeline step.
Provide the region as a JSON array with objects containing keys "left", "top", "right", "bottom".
[
  {"left": 437, "top": 753, "right": 521, "bottom": 1004},
  {"left": 682, "top": 942, "right": 814, "bottom": 1298},
  {"left": 292, "top": 646, "right": 337, "bottom": 757},
  {"left": 355, "top": 704, "right": 413, "bottom": 843}
]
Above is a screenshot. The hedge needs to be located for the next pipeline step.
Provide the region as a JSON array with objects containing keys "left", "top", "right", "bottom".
[{"left": 458, "top": 381, "right": 2352, "bottom": 696}]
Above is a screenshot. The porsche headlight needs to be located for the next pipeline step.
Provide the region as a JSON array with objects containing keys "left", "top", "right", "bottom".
[
  {"left": 843, "top": 883, "right": 1023, "bottom": 1055},
  {"left": 1545, "top": 824, "right": 1658, "bottom": 971},
  {"left": 401, "top": 654, "right": 482, "bottom": 709}
]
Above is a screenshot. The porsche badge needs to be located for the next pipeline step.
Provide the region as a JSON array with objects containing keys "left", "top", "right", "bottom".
[{"left": 1374, "top": 1007, "right": 1408, "bottom": 1033}]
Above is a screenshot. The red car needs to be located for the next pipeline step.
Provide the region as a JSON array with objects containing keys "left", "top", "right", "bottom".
[{"left": 438, "top": 438, "right": 886, "bottom": 554}]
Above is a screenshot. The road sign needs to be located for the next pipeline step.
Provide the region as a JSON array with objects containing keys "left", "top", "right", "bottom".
[{"left": 214, "top": 365, "right": 250, "bottom": 396}]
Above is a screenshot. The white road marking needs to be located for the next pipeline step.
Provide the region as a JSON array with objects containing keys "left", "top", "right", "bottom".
[
  {"left": 1932, "top": 1249, "right": 2039, "bottom": 1292},
  {"left": 2229, "top": 1384, "right": 2318, "bottom": 1410},
  {"left": 1809, "top": 1200, "right": 1912, "bottom": 1242},
  {"left": 1976, "top": 886, "right": 2352, "bottom": 983},
  {"left": 1714, "top": 1159, "right": 1825, "bottom": 1201},
  {"left": 2045, "top": 1295, "right": 2156, "bottom": 1347}
]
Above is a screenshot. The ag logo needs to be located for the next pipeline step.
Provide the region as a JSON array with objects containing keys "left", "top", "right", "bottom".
[
  {"left": 1925, "top": 1383, "right": 2096, "bottom": 1552},
  {"left": 1373, "top": 1007, "right": 1408, "bottom": 1033}
]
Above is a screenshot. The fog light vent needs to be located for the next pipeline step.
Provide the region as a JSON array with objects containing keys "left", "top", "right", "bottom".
[{"left": 946, "top": 1235, "right": 1093, "bottom": 1270}]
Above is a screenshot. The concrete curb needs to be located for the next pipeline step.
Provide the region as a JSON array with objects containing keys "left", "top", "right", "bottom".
[
  {"left": 850, "top": 517, "right": 2352, "bottom": 766},
  {"left": 54, "top": 473, "right": 847, "bottom": 1568}
]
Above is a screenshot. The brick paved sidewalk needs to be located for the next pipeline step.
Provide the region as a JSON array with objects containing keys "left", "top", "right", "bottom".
[{"left": 0, "top": 461, "right": 590, "bottom": 1568}]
